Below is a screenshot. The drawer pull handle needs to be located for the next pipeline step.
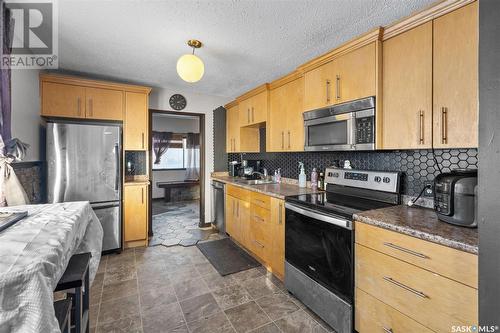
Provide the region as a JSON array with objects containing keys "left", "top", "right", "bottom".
[
  {"left": 383, "top": 276, "right": 428, "bottom": 299},
  {"left": 253, "top": 240, "right": 264, "bottom": 248},
  {"left": 253, "top": 215, "right": 264, "bottom": 222},
  {"left": 254, "top": 199, "right": 266, "bottom": 204},
  {"left": 383, "top": 327, "right": 393, "bottom": 333},
  {"left": 383, "top": 242, "right": 428, "bottom": 259}
]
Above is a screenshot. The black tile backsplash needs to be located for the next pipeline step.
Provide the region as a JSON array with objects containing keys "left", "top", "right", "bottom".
[
  {"left": 228, "top": 131, "right": 478, "bottom": 196},
  {"left": 125, "top": 151, "right": 147, "bottom": 176}
]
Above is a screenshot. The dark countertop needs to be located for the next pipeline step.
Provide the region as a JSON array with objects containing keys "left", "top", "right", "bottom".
[
  {"left": 354, "top": 205, "right": 478, "bottom": 254},
  {"left": 211, "top": 175, "right": 322, "bottom": 199}
]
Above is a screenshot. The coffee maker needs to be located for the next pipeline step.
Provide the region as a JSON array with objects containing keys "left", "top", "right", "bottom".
[{"left": 228, "top": 161, "right": 241, "bottom": 177}]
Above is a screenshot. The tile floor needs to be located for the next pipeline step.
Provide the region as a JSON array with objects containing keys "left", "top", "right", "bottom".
[
  {"left": 150, "top": 200, "right": 219, "bottom": 247},
  {"left": 90, "top": 245, "right": 335, "bottom": 333}
]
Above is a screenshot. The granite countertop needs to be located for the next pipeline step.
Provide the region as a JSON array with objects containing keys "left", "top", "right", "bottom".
[
  {"left": 354, "top": 205, "right": 478, "bottom": 254},
  {"left": 211, "top": 174, "right": 322, "bottom": 199}
]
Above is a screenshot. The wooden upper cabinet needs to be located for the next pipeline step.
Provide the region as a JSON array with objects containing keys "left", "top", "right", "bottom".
[
  {"left": 335, "top": 42, "right": 376, "bottom": 104},
  {"left": 238, "top": 89, "right": 268, "bottom": 127},
  {"left": 303, "top": 61, "right": 335, "bottom": 111},
  {"left": 433, "top": 2, "right": 478, "bottom": 148},
  {"left": 226, "top": 104, "right": 240, "bottom": 153},
  {"left": 382, "top": 22, "right": 433, "bottom": 149},
  {"left": 85, "top": 87, "right": 123, "bottom": 120},
  {"left": 41, "top": 82, "right": 85, "bottom": 118},
  {"left": 268, "top": 75, "right": 304, "bottom": 152},
  {"left": 124, "top": 184, "right": 148, "bottom": 242},
  {"left": 124, "top": 91, "right": 149, "bottom": 150}
]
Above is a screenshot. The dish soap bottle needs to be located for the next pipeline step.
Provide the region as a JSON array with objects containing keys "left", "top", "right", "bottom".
[
  {"left": 318, "top": 172, "right": 325, "bottom": 190},
  {"left": 311, "top": 168, "right": 318, "bottom": 189},
  {"left": 298, "top": 162, "right": 307, "bottom": 188}
]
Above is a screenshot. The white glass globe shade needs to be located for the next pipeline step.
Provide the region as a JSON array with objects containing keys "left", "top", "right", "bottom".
[{"left": 176, "top": 54, "right": 205, "bottom": 83}]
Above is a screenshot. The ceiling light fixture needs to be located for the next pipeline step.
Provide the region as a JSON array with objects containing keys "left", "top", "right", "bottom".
[{"left": 176, "top": 39, "right": 205, "bottom": 83}]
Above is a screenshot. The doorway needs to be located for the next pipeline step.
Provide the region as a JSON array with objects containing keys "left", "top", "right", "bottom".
[{"left": 148, "top": 110, "right": 213, "bottom": 247}]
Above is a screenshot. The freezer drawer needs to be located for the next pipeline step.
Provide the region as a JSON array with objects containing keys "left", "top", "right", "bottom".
[{"left": 93, "top": 202, "right": 121, "bottom": 252}]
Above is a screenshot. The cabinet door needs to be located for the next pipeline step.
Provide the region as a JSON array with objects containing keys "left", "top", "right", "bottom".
[
  {"left": 335, "top": 42, "right": 376, "bottom": 104},
  {"left": 271, "top": 198, "right": 285, "bottom": 279},
  {"left": 433, "top": 2, "right": 478, "bottom": 148},
  {"left": 124, "top": 92, "right": 148, "bottom": 150},
  {"left": 124, "top": 185, "right": 148, "bottom": 242},
  {"left": 382, "top": 22, "right": 433, "bottom": 149},
  {"left": 86, "top": 87, "right": 123, "bottom": 120},
  {"left": 239, "top": 98, "right": 252, "bottom": 127},
  {"left": 226, "top": 105, "right": 240, "bottom": 152},
  {"left": 238, "top": 199, "right": 251, "bottom": 249},
  {"left": 285, "top": 77, "right": 304, "bottom": 151},
  {"left": 41, "top": 82, "right": 86, "bottom": 118},
  {"left": 268, "top": 85, "right": 289, "bottom": 152},
  {"left": 251, "top": 91, "right": 268, "bottom": 124},
  {"left": 225, "top": 195, "right": 240, "bottom": 241},
  {"left": 303, "top": 61, "right": 335, "bottom": 111}
]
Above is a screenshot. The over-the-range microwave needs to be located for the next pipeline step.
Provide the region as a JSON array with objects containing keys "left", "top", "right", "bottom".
[{"left": 303, "top": 96, "right": 375, "bottom": 151}]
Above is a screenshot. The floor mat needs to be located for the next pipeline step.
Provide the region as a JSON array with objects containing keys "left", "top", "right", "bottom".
[{"left": 196, "top": 238, "right": 261, "bottom": 276}]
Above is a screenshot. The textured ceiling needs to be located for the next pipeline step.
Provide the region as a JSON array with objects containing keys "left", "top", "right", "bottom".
[{"left": 58, "top": 0, "right": 437, "bottom": 99}]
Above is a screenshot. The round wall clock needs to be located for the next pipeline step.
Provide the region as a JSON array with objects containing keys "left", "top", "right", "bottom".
[{"left": 169, "top": 94, "right": 187, "bottom": 110}]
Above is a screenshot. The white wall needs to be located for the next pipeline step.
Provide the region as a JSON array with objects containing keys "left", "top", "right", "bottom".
[
  {"left": 151, "top": 114, "right": 199, "bottom": 199},
  {"left": 149, "top": 88, "right": 227, "bottom": 222},
  {"left": 11, "top": 69, "right": 42, "bottom": 161}
]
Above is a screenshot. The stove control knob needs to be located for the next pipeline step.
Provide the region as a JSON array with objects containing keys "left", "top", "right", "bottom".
[
  {"left": 383, "top": 177, "right": 391, "bottom": 183},
  {"left": 374, "top": 176, "right": 381, "bottom": 183}
]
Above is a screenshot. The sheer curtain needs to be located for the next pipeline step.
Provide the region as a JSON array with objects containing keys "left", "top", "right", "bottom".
[
  {"left": 185, "top": 133, "right": 200, "bottom": 180},
  {"left": 152, "top": 131, "right": 173, "bottom": 164}
]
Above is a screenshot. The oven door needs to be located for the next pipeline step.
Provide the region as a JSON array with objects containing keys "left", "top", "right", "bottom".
[
  {"left": 304, "top": 113, "right": 355, "bottom": 151},
  {"left": 285, "top": 203, "right": 353, "bottom": 303}
]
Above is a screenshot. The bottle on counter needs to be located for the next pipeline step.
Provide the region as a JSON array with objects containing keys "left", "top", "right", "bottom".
[
  {"left": 318, "top": 172, "right": 325, "bottom": 190},
  {"left": 276, "top": 168, "right": 281, "bottom": 183},
  {"left": 311, "top": 168, "right": 318, "bottom": 189},
  {"left": 298, "top": 162, "right": 307, "bottom": 188}
]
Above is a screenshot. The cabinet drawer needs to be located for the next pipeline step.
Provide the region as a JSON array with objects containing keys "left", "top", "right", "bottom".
[
  {"left": 355, "top": 288, "right": 433, "bottom": 333},
  {"left": 355, "top": 244, "right": 478, "bottom": 332},
  {"left": 355, "top": 222, "right": 478, "bottom": 288},
  {"left": 249, "top": 205, "right": 272, "bottom": 261},
  {"left": 227, "top": 185, "right": 251, "bottom": 201},
  {"left": 250, "top": 191, "right": 271, "bottom": 210}
]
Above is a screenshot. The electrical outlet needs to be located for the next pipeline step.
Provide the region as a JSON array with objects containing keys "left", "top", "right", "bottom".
[{"left": 424, "top": 182, "right": 434, "bottom": 197}]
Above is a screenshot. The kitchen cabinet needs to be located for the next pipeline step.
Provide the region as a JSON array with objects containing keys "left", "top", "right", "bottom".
[
  {"left": 124, "top": 91, "right": 149, "bottom": 150},
  {"left": 270, "top": 197, "right": 285, "bottom": 279},
  {"left": 268, "top": 75, "right": 304, "bottom": 152},
  {"left": 85, "top": 87, "right": 123, "bottom": 120},
  {"left": 226, "top": 185, "right": 251, "bottom": 246},
  {"left": 226, "top": 103, "right": 240, "bottom": 153},
  {"left": 248, "top": 204, "right": 272, "bottom": 263},
  {"left": 124, "top": 184, "right": 148, "bottom": 244},
  {"left": 41, "top": 82, "right": 86, "bottom": 118},
  {"left": 355, "top": 222, "right": 478, "bottom": 333},
  {"left": 382, "top": 22, "right": 433, "bottom": 149},
  {"left": 238, "top": 87, "right": 268, "bottom": 127},
  {"left": 433, "top": 2, "right": 478, "bottom": 148},
  {"left": 335, "top": 43, "right": 376, "bottom": 104},
  {"left": 303, "top": 61, "right": 336, "bottom": 111}
]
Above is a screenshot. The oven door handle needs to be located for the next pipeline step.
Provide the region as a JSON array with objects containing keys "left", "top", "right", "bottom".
[{"left": 285, "top": 203, "right": 352, "bottom": 230}]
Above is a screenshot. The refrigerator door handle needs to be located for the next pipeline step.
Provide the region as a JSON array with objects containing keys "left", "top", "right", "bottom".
[{"left": 114, "top": 143, "right": 120, "bottom": 191}]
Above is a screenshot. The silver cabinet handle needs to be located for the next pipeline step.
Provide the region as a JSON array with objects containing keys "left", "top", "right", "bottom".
[
  {"left": 336, "top": 75, "right": 341, "bottom": 100},
  {"left": 77, "top": 97, "right": 82, "bottom": 116},
  {"left": 326, "top": 79, "right": 331, "bottom": 103},
  {"left": 141, "top": 187, "right": 144, "bottom": 204},
  {"left": 419, "top": 110, "right": 424, "bottom": 145},
  {"left": 278, "top": 202, "right": 283, "bottom": 225},
  {"left": 233, "top": 139, "right": 235, "bottom": 151},
  {"left": 252, "top": 107, "right": 254, "bottom": 123},
  {"left": 287, "top": 130, "right": 291, "bottom": 149},
  {"left": 383, "top": 327, "right": 393, "bottom": 333},
  {"left": 237, "top": 201, "right": 239, "bottom": 218},
  {"left": 89, "top": 98, "right": 93, "bottom": 117},
  {"left": 383, "top": 276, "right": 428, "bottom": 299},
  {"left": 383, "top": 242, "right": 428, "bottom": 259},
  {"left": 232, "top": 200, "right": 235, "bottom": 217},
  {"left": 247, "top": 108, "right": 250, "bottom": 124},
  {"left": 441, "top": 107, "right": 448, "bottom": 144},
  {"left": 281, "top": 131, "right": 284, "bottom": 149},
  {"left": 141, "top": 133, "right": 145, "bottom": 149},
  {"left": 253, "top": 215, "right": 264, "bottom": 222},
  {"left": 253, "top": 240, "right": 264, "bottom": 248}
]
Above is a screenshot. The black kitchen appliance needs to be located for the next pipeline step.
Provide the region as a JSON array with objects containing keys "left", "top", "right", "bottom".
[
  {"left": 434, "top": 169, "right": 478, "bottom": 227},
  {"left": 284, "top": 167, "right": 401, "bottom": 333},
  {"left": 228, "top": 161, "right": 241, "bottom": 177}
]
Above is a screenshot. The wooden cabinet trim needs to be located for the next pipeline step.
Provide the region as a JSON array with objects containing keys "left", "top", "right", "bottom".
[{"left": 235, "top": 83, "right": 269, "bottom": 103}]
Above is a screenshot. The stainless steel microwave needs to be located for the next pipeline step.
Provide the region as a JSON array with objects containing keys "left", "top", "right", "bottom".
[{"left": 303, "top": 97, "right": 375, "bottom": 151}]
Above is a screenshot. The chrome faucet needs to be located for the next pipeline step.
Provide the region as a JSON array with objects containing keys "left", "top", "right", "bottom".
[{"left": 252, "top": 168, "right": 268, "bottom": 179}]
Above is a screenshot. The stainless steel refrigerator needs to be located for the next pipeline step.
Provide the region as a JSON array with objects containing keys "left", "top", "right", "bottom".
[{"left": 47, "top": 121, "right": 122, "bottom": 252}]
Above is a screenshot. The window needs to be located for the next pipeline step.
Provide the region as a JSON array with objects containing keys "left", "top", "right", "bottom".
[{"left": 153, "top": 137, "right": 187, "bottom": 170}]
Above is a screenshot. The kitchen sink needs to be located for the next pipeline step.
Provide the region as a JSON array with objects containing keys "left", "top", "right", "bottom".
[{"left": 233, "top": 178, "right": 277, "bottom": 185}]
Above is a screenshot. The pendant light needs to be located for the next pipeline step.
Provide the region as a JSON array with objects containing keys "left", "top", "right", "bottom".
[{"left": 176, "top": 39, "right": 205, "bottom": 83}]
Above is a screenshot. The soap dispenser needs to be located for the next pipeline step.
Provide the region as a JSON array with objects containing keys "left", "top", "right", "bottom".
[{"left": 298, "top": 162, "right": 307, "bottom": 188}]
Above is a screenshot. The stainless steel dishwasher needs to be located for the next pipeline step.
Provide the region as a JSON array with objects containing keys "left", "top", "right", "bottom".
[{"left": 211, "top": 180, "right": 225, "bottom": 233}]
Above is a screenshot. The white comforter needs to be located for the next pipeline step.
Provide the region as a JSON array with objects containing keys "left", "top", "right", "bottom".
[{"left": 0, "top": 202, "right": 103, "bottom": 333}]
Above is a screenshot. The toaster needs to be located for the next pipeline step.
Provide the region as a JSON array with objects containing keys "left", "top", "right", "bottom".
[{"left": 434, "top": 169, "right": 478, "bottom": 227}]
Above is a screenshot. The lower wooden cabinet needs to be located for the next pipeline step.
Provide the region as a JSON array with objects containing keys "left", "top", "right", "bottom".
[
  {"left": 124, "top": 184, "right": 148, "bottom": 246},
  {"left": 225, "top": 185, "right": 285, "bottom": 280}
]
